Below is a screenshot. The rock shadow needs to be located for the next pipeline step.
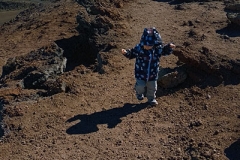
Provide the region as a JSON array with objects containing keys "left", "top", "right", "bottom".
[
  {"left": 66, "top": 103, "right": 149, "bottom": 134},
  {"left": 216, "top": 24, "right": 240, "bottom": 37},
  {"left": 224, "top": 139, "right": 240, "bottom": 160}
]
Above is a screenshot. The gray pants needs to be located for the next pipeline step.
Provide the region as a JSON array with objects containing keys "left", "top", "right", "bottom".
[{"left": 135, "top": 79, "right": 157, "bottom": 100}]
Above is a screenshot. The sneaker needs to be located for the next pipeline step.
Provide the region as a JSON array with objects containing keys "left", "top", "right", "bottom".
[
  {"left": 136, "top": 94, "right": 144, "bottom": 101},
  {"left": 148, "top": 99, "right": 158, "bottom": 106}
]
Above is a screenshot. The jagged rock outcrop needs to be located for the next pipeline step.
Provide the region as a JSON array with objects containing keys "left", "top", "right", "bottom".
[
  {"left": 0, "top": 43, "right": 67, "bottom": 101},
  {"left": 225, "top": 0, "right": 240, "bottom": 11},
  {"left": 158, "top": 66, "right": 187, "bottom": 88},
  {"left": 227, "top": 13, "right": 240, "bottom": 26},
  {"left": 0, "top": 0, "right": 128, "bottom": 104},
  {"left": 173, "top": 46, "right": 240, "bottom": 86}
]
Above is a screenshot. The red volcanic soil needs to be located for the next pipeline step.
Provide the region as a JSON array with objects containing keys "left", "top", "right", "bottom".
[{"left": 0, "top": 0, "right": 240, "bottom": 159}]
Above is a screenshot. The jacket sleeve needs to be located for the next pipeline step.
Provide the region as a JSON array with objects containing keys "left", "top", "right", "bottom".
[
  {"left": 123, "top": 44, "right": 141, "bottom": 59},
  {"left": 161, "top": 43, "right": 173, "bottom": 56}
]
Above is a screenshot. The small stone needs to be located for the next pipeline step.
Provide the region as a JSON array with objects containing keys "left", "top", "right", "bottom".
[
  {"left": 207, "top": 94, "right": 211, "bottom": 99},
  {"left": 213, "top": 130, "right": 219, "bottom": 135}
]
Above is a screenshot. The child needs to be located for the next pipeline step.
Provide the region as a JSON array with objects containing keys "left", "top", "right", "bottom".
[{"left": 121, "top": 27, "right": 175, "bottom": 106}]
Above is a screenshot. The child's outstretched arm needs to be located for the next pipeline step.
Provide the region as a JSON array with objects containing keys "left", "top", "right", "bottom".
[
  {"left": 162, "top": 43, "right": 176, "bottom": 55},
  {"left": 121, "top": 47, "right": 138, "bottom": 59}
]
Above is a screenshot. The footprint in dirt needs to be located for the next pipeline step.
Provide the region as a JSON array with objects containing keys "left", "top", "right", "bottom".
[{"left": 66, "top": 103, "right": 150, "bottom": 134}]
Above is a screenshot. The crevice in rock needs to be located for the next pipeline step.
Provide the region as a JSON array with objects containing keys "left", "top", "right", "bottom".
[{"left": 55, "top": 35, "right": 98, "bottom": 72}]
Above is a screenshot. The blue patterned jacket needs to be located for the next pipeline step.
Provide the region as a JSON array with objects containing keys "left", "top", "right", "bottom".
[{"left": 124, "top": 44, "right": 173, "bottom": 81}]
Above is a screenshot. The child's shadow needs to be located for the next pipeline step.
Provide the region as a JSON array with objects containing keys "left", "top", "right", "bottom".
[{"left": 66, "top": 103, "right": 149, "bottom": 134}]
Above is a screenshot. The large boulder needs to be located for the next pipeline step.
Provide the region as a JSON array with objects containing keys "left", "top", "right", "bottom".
[
  {"left": 0, "top": 43, "right": 67, "bottom": 99},
  {"left": 173, "top": 46, "right": 240, "bottom": 86},
  {"left": 158, "top": 66, "right": 187, "bottom": 88}
]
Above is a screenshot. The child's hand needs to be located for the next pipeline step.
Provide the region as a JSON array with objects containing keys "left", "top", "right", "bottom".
[
  {"left": 121, "top": 49, "right": 127, "bottom": 54},
  {"left": 169, "top": 43, "right": 176, "bottom": 48}
]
